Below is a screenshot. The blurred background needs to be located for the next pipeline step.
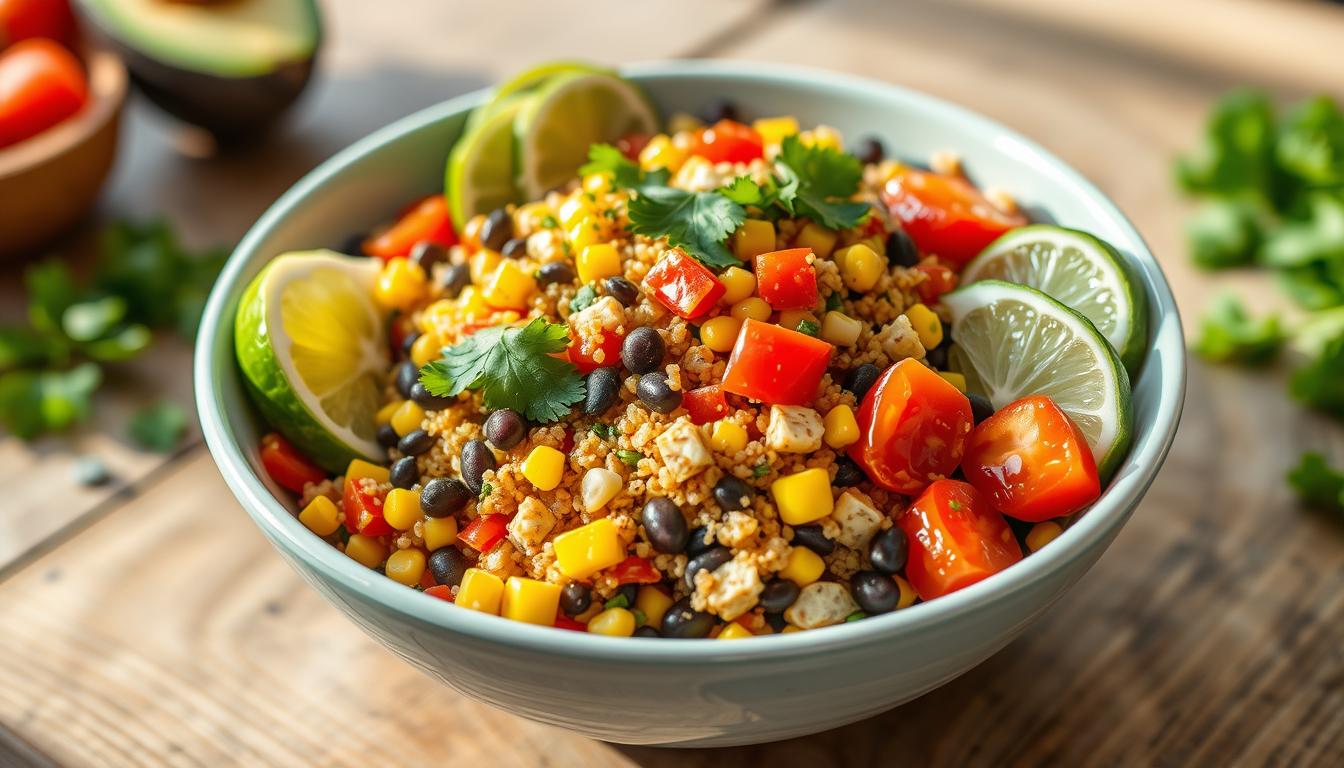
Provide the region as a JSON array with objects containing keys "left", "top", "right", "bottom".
[{"left": 1, "top": 0, "right": 1342, "bottom": 765}]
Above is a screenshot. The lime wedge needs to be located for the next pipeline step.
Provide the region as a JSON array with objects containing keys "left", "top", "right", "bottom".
[
  {"left": 464, "top": 61, "right": 614, "bottom": 132},
  {"left": 513, "top": 71, "right": 659, "bottom": 200},
  {"left": 961, "top": 225, "right": 1149, "bottom": 375},
  {"left": 943, "top": 280, "right": 1133, "bottom": 479},
  {"left": 235, "top": 250, "right": 387, "bottom": 472},
  {"left": 446, "top": 98, "right": 528, "bottom": 230}
]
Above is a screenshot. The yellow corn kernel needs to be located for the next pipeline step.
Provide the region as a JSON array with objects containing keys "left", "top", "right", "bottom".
[
  {"left": 298, "top": 496, "right": 341, "bottom": 536},
  {"left": 577, "top": 243, "right": 621, "bottom": 284},
  {"left": 733, "top": 219, "right": 776, "bottom": 261},
  {"left": 752, "top": 116, "right": 800, "bottom": 148},
  {"left": 1027, "top": 521, "right": 1064, "bottom": 553},
  {"left": 567, "top": 215, "right": 603, "bottom": 249},
  {"left": 588, "top": 607, "right": 637, "bottom": 637},
  {"left": 375, "top": 400, "right": 403, "bottom": 425},
  {"left": 840, "top": 243, "right": 884, "bottom": 292},
  {"left": 501, "top": 576, "right": 562, "bottom": 625},
  {"left": 801, "top": 124, "right": 843, "bottom": 151},
  {"left": 410, "top": 333, "right": 441, "bottom": 368},
  {"left": 423, "top": 517, "right": 458, "bottom": 551},
  {"left": 700, "top": 315, "right": 743, "bottom": 353},
  {"left": 385, "top": 548, "right": 427, "bottom": 586},
  {"left": 770, "top": 467, "right": 834, "bottom": 526},
  {"left": 636, "top": 586, "right": 674, "bottom": 628},
  {"left": 582, "top": 172, "right": 612, "bottom": 195},
  {"left": 895, "top": 574, "right": 918, "bottom": 609},
  {"left": 469, "top": 248, "right": 502, "bottom": 285},
  {"left": 383, "top": 488, "right": 421, "bottom": 531},
  {"left": 860, "top": 234, "right": 886, "bottom": 256},
  {"left": 823, "top": 405, "right": 860, "bottom": 449},
  {"left": 819, "top": 311, "right": 863, "bottom": 347},
  {"left": 794, "top": 222, "right": 838, "bottom": 259},
  {"left": 639, "top": 133, "right": 687, "bottom": 172},
  {"left": 481, "top": 260, "right": 536, "bottom": 310},
  {"left": 553, "top": 518, "right": 624, "bottom": 579},
  {"left": 521, "top": 445, "right": 566, "bottom": 491},
  {"left": 558, "top": 195, "right": 590, "bottom": 228},
  {"left": 375, "top": 258, "right": 428, "bottom": 311},
  {"left": 345, "top": 534, "right": 386, "bottom": 569},
  {"left": 778, "top": 545, "right": 825, "bottom": 586},
  {"left": 730, "top": 297, "right": 772, "bottom": 322},
  {"left": 718, "top": 266, "right": 757, "bottom": 306},
  {"left": 710, "top": 420, "right": 749, "bottom": 454},
  {"left": 778, "top": 309, "right": 817, "bottom": 332},
  {"left": 717, "top": 622, "right": 754, "bottom": 640},
  {"left": 389, "top": 400, "right": 425, "bottom": 437},
  {"left": 938, "top": 372, "right": 967, "bottom": 392},
  {"left": 781, "top": 624, "right": 803, "bottom": 634},
  {"left": 345, "top": 458, "right": 390, "bottom": 487},
  {"left": 905, "top": 303, "right": 943, "bottom": 350},
  {"left": 457, "top": 568, "right": 504, "bottom": 614},
  {"left": 458, "top": 285, "right": 491, "bottom": 318}
]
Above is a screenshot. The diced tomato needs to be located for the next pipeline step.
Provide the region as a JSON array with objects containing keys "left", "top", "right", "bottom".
[
  {"left": 419, "top": 569, "right": 437, "bottom": 589},
  {"left": 913, "top": 261, "right": 959, "bottom": 304},
  {"left": 861, "top": 210, "right": 888, "bottom": 239},
  {"left": 721, "top": 319, "right": 832, "bottom": 406},
  {"left": 616, "top": 132, "right": 651, "bottom": 161},
  {"left": 898, "top": 479, "right": 1022, "bottom": 600},
  {"left": 0, "top": 38, "right": 86, "bottom": 149},
  {"left": 567, "top": 330, "right": 624, "bottom": 373},
  {"left": 961, "top": 395, "right": 1100, "bottom": 522},
  {"left": 424, "top": 585, "right": 455, "bottom": 602},
  {"left": 259, "top": 432, "right": 327, "bottom": 493},
  {"left": 754, "top": 248, "right": 818, "bottom": 311},
  {"left": 682, "top": 384, "right": 729, "bottom": 424},
  {"left": 342, "top": 482, "right": 392, "bottom": 537},
  {"left": 362, "top": 195, "right": 458, "bottom": 261},
  {"left": 643, "top": 250, "right": 725, "bottom": 320},
  {"left": 609, "top": 555, "right": 661, "bottom": 585},
  {"left": 881, "top": 168, "right": 1026, "bottom": 269},
  {"left": 460, "top": 514, "right": 509, "bottom": 553},
  {"left": 554, "top": 615, "right": 588, "bottom": 631},
  {"left": 0, "top": 0, "right": 76, "bottom": 49},
  {"left": 688, "top": 119, "right": 764, "bottom": 164},
  {"left": 848, "top": 358, "right": 973, "bottom": 495},
  {"left": 560, "top": 428, "right": 575, "bottom": 454}
]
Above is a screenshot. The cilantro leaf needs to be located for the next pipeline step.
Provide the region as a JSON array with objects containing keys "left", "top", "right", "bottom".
[
  {"left": 95, "top": 219, "right": 229, "bottom": 339},
  {"left": 776, "top": 135, "right": 868, "bottom": 229},
  {"left": 1290, "top": 333, "right": 1344, "bottom": 417},
  {"left": 719, "top": 176, "right": 768, "bottom": 207},
  {"left": 1186, "top": 200, "right": 1262, "bottom": 269},
  {"left": 128, "top": 401, "right": 188, "bottom": 452},
  {"left": 0, "top": 363, "right": 102, "bottom": 439},
  {"left": 579, "top": 143, "right": 669, "bottom": 190},
  {"left": 569, "top": 283, "right": 598, "bottom": 313},
  {"left": 628, "top": 185, "right": 745, "bottom": 269},
  {"left": 1174, "top": 89, "right": 1279, "bottom": 202},
  {"left": 1287, "top": 452, "right": 1344, "bottom": 513},
  {"left": 1259, "top": 193, "right": 1344, "bottom": 268},
  {"left": 1192, "top": 294, "right": 1284, "bottom": 366},
  {"left": 419, "top": 318, "right": 585, "bottom": 423},
  {"left": 1276, "top": 96, "right": 1344, "bottom": 188}
]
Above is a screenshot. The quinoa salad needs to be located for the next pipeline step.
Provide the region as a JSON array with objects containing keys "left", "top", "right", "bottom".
[{"left": 236, "top": 63, "right": 1142, "bottom": 639}]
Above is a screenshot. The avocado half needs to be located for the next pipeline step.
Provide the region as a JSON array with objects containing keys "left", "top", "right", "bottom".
[{"left": 78, "top": 0, "right": 321, "bottom": 141}]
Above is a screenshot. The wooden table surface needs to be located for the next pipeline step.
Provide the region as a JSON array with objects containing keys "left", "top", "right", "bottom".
[{"left": 3, "top": 1, "right": 1343, "bottom": 765}]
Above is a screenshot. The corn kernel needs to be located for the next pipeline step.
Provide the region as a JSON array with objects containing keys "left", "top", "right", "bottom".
[
  {"left": 781, "top": 624, "right": 803, "bottom": 634},
  {"left": 860, "top": 234, "right": 885, "bottom": 256},
  {"left": 730, "top": 297, "right": 771, "bottom": 322},
  {"left": 345, "top": 458, "right": 390, "bottom": 488},
  {"left": 710, "top": 420, "right": 749, "bottom": 454},
  {"left": 778, "top": 545, "right": 825, "bottom": 586},
  {"left": 778, "top": 309, "right": 817, "bottom": 332},
  {"left": 717, "top": 622, "right": 755, "bottom": 640},
  {"left": 345, "top": 534, "right": 386, "bottom": 568},
  {"left": 481, "top": 260, "right": 536, "bottom": 310},
  {"left": 577, "top": 243, "right": 622, "bottom": 284},
  {"left": 375, "top": 400, "right": 403, "bottom": 425},
  {"left": 299, "top": 496, "right": 341, "bottom": 536},
  {"left": 410, "top": 333, "right": 441, "bottom": 368},
  {"left": 423, "top": 517, "right": 458, "bottom": 550},
  {"left": 700, "top": 315, "right": 743, "bottom": 353},
  {"left": 385, "top": 548, "right": 427, "bottom": 586},
  {"left": 938, "top": 371, "right": 967, "bottom": 392},
  {"left": 819, "top": 311, "right": 862, "bottom": 347},
  {"left": 840, "top": 243, "right": 884, "bottom": 292},
  {"left": 770, "top": 467, "right": 834, "bottom": 525},
  {"left": 567, "top": 215, "right": 603, "bottom": 249},
  {"left": 588, "top": 607, "right": 636, "bottom": 637},
  {"left": 521, "top": 445, "right": 566, "bottom": 491},
  {"left": 895, "top": 574, "right": 918, "bottom": 609},
  {"left": 458, "top": 285, "right": 491, "bottom": 318},
  {"left": 457, "top": 568, "right": 504, "bottom": 614},
  {"left": 558, "top": 196, "right": 589, "bottom": 228},
  {"left": 636, "top": 586, "right": 674, "bottom": 628},
  {"left": 639, "top": 134, "right": 687, "bottom": 172},
  {"left": 733, "top": 219, "right": 776, "bottom": 260},
  {"left": 801, "top": 124, "right": 843, "bottom": 151},
  {"left": 823, "top": 405, "right": 860, "bottom": 449},
  {"left": 501, "top": 576, "right": 562, "bottom": 625},
  {"left": 582, "top": 172, "right": 612, "bottom": 195},
  {"left": 382, "top": 488, "right": 421, "bottom": 531},
  {"left": 794, "top": 222, "right": 838, "bottom": 259},
  {"left": 389, "top": 400, "right": 425, "bottom": 437},
  {"left": 375, "top": 258, "right": 429, "bottom": 311},
  {"left": 553, "top": 518, "right": 624, "bottom": 579},
  {"left": 469, "top": 248, "right": 502, "bottom": 285},
  {"left": 1027, "top": 521, "right": 1064, "bottom": 552},
  {"left": 718, "top": 266, "right": 757, "bottom": 306},
  {"left": 905, "top": 303, "right": 943, "bottom": 349},
  {"left": 753, "top": 116, "right": 800, "bottom": 148}
]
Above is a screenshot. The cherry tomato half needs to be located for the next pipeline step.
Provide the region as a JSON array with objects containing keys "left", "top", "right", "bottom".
[
  {"left": 881, "top": 168, "right": 1026, "bottom": 270},
  {"left": 913, "top": 261, "right": 958, "bottom": 305},
  {"left": 342, "top": 482, "right": 391, "bottom": 537},
  {"left": 897, "top": 479, "right": 1023, "bottom": 600},
  {"left": 0, "top": 0, "right": 77, "bottom": 49},
  {"left": 689, "top": 119, "right": 764, "bottom": 164},
  {"left": 259, "top": 432, "right": 326, "bottom": 494},
  {"left": 0, "top": 37, "right": 86, "bottom": 149},
  {"left": 567, "top": 329, "right": 624, "bottom": 374}
]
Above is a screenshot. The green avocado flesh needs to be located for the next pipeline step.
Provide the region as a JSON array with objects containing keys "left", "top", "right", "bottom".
[{"left": 81, "top": 0, "right": 319, "bottom": 78}]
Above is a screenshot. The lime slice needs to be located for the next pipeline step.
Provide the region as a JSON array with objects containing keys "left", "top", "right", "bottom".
[
  {"left": 235, "top": 250, "right": 387, "bottom": 472},
  {"left": 961, "top": 225, "right": 1149, "bottom": 375},
  {"left": 446, "top": 97, "right": 528, "bottom": 230},
  {"left": 514, "top": 71, "right": 659, "bottom": 200},
  {"left": 464, "top": 61, "right": 614, "bottom": 131},
  {"left": 943, "top": 280, "right": 1133, "bottom": 479}
]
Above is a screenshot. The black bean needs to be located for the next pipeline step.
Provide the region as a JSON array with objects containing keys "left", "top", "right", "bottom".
[
  {"left": 759, "top": 578, "right": 800, "bottom": 613},
  {"left": 869, "top": 527, "right": 907, "bottom": 575},
  {"left": 642, "top": 498, "right": 689, "bottom": 554},
  {"left": 685, "top": 527, "right": 714, "bottom": 557},
  {"left": 501, "top": 237, "right": 528, "bottom": 259},
  {"left": 968, "top": 393, "right": 995, "bottom": 425},
  {"left": 394, "top": 361, "right": 419, "bottom": 398},
  {"left": 764, "top": 611, "right": 788, "bottom": 633},
  {"left": 660, "top": 597, "right": 715, "bottom": 638},
  {"left": 684, "top": 546, "right": 733, "bottom": 589},
  {"left": 622, "top": 327, "right": 665, "bottom": 375},
  {"left": 583, "top": 367, "right": 621, "bottom": 416},
  {"left": 857, "top": 136, "right": 885, "bottom": 165},
  {"left": 340, "top": 232, "right": 367, "bottom": 255},
  {"left": 634, "top": 625, "right": 661, "bottom": 638},
  {"left": 700, "top": 99, "right": 739, "bottom": 124},
  {"left": 398, "top": 429, "right": 434, "bottom": 457},
  {"left": 441, "top": 263, "right": 470, "bottom": 298},
  {"left": 536, "top": 261, "right": 576, "bottom": 287},
  {"left": 420, "top": 477, "right": 470, "bottom": 518},
  {"left": 428, "top": 547, "right": 469, "bottom": 587},
  {"left": 400, "top": 330, "right": 420, "bottom": 359},
  {"left": 560, "top": 582, "right": 592, "bottom": 616},
  {"left": 376, "top": 423, "right": 400, "bottom": 448},
  {"left": 410, "top": 382, "right": 454, "bottom": 411},
  {"left": 410, "top": 241, "right": 448, "bottom": 271},
  {"left": 852, "top": 570, "right": 900, "bottom": 614},
  {"left": 843, "top": 363, "right": 880, "bottom": 402},
  {"left": 886, "top": 229, "right": 920, "bottom": 268},
  {"left": 833, "top": 458, "right": 865, "bottom": 487},
  {"left": 637, "top": 372, "right": 681, "bottom": 414},
  {"left": 925, "top": 340, "right": 949, "bottom": 370},
  {"left": 615, "top": 583, "right": 639, "bottom": 606},
  {"left": 791, "top": 524, "right": 835, "bottom": 556},
  {"left": 713, "top": 476, "right": 754, "bottom": 511},
  {"left": 481, "top": 208, "right": 512, "bottom": 252},
  {"left": 390, "top": 456, "right": 419, "bottom": 489},
  {"left": 604, "top": 276, "right": 640, "bottom": 307},
  {"left": 460, "top": 439, "right": 495, "bottom": 495},
  {"left": 483, "top": 409, "right": 526, "bottom": 450}
]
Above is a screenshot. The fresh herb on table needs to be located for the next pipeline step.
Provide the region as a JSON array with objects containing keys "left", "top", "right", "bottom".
[
  {"left": 1287, "top": 452, "right": 1344, "bottom": 516},
  {"left": 127, "top": 401, "right": 188, "bottom": 452},
  {"left": 1192, "top": 294, "right": 1285, "bottom": 365}
]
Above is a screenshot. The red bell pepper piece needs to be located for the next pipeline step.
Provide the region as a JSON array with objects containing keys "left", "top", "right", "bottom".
[
  {"left": 881, "top": 169, "right": 1026, "bottom": 270},
  {"left": 342, "top": 482, "right": 392, "bottom": 537},
  {"left": 644, "top": 250, "right": 725, "bottom": 320},
  {"left": 424, "top": 585, "right": 455, "bottom": 602},
  {"left": 898, "top": 479, "right": 1022, "bottom": 600},
  {"left": 689, "top": 119, "right": 764, "bottom": 164},
  {"left": 616, "top": 132, "right": 651, "bottom": 161},
  {"left": 754, "top": 248, "right": 818, "bottom": 311},
  {"left": 260, "top": 432, "right": 327, "bottom": 493},
  {"left": 681, "top": 385, "right": 730, "bottom": 424},
  {"left": 721, "top": 319, "right": 832, "bottom": 406},
  {"left": 554, "top": 615, "right": 588, "bottom": 631},
  {"left": 460, "top": 514, "right": 509, "bottom": 553},
  {"left": 362, "top": 195, "right": 458, "bottom": 261},
  {"left": 567, "top": 329, "right": 624, "bottom": 373},
  {"left": 913, "top": 261, "right": 959, "bottom": 305},
  {"left": 609, "top": 555, "right": 662, "bottom": 585}
]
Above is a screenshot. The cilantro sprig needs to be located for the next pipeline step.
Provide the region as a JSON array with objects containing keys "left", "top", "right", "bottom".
[
  {"left": 1287, "top": 452, "right": 1344, "bottom": 519},
  {"left": 1192, "top": 294, "right": 1284, "bottom": 366},
  {"left": 629, "top": 185, "right": 746, "bottom": 269},
  {"left": 419, "top": 318, "right": 585, "bottom": 423}
]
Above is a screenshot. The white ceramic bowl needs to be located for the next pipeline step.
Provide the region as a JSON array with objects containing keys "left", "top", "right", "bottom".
[{"left": 195, "top": 61, "right": 1185, "bottom": 747}]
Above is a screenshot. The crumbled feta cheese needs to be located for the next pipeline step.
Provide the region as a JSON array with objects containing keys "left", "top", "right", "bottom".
[
  {"left": 507, "top": 497, "right": 556, "bottom": 555},
  {"left": 785, "top": 582, "right": 860, "bottom": 629},
  {"left": 701, "top": 552, "right": 764, "bottom": 621},
  {"left": 480, "top": 540, "right": 522, "bottom": 578},
  {"left": 877, "top": 314, "right": 925, "bottom": 362},
  {"left": 716, "top": 510, "right": 759, "bottom": 548},
  {"left": 765, "top": 405, "right": 824, "bottom": 453},
  {"left": 655, "top": 420, "right": 713, "bottom": 481},
  {"left": 831, "top": 490, "right": 884, "bottom": 550},
  {"left": 571, "top": 295, "right": 625, "bottom": 334}
]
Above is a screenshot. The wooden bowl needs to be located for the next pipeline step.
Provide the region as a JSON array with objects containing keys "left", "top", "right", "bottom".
[{"left": 0, "top": 44, "right": 127, "bottom": 258}]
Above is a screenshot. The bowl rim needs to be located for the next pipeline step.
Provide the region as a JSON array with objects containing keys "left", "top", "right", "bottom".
[{"left": 196, "top": 59, "right": 1186, "bottom": 663}]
